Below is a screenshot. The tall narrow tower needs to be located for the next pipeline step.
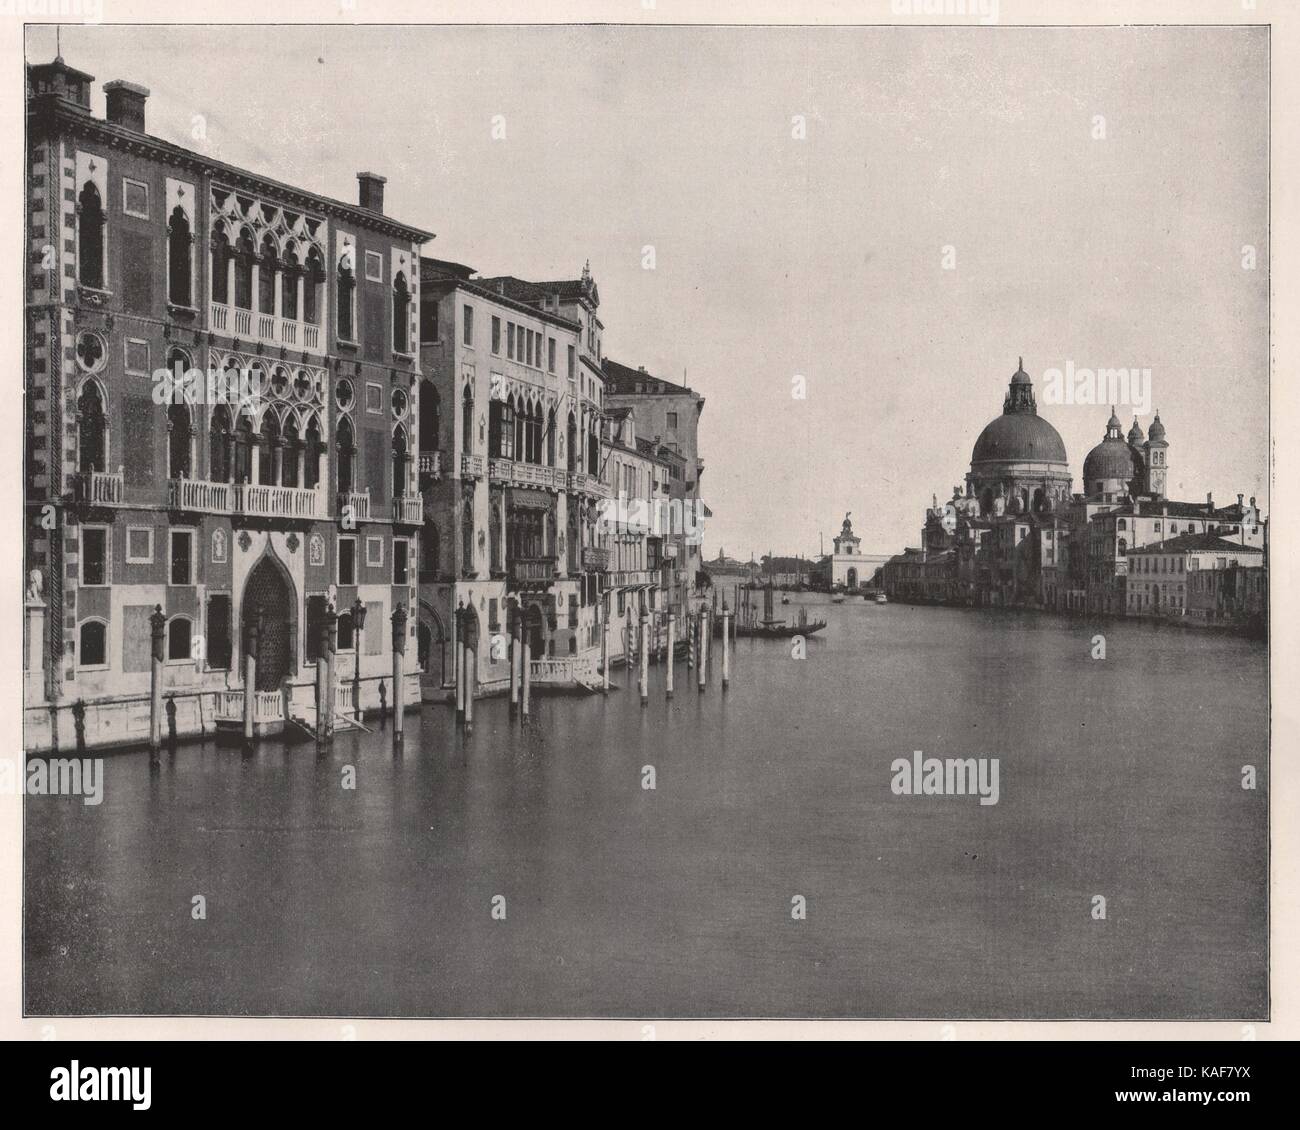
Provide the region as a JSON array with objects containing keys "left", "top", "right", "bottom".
[{"left": 1143, "top": 412, "right": 1168, "bottom": 499}]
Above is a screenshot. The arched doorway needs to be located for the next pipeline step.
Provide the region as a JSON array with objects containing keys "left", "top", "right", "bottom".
[
  {"left": 525, "top": 603, "right": 545, "bottom": 658},
  {"left": 846, "top": 567, "right": 858, "bottom": 590},
  {"left": 241, "top": 554, "right": 297, "bottom": 691},
  {"left": 418, "top": 601, "right": 447, "bottom": 684}
]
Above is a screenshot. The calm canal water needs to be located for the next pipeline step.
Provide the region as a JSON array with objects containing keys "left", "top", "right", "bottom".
[{"left": 25, "top": 597, "right": 1267, "bottom": 1019}]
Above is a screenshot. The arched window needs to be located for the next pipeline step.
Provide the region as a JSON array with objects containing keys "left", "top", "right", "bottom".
[
  {"left": 1117, "top": 538, "right": 1127, "bottom": 556},
  {"left": 587, "top": 428, "right": 599, "bottom": 476},
  {"left": 337, "top": 415, "right": 355, "bottom": 492},
  {"left": 419, "top": 381, "right": 440, "bottom": 453},
  {"left": 234, "top": 413, "right": 255, "bottom": 483},
  {"left": 210, "top": 228, "right": 230, "bottom": 304},
  {"left": 168, "top": 205, "right": 192, "bottom": 306},
  {"left": 461, "top": 492, "right": 475, "bottom": 570},
  {"left": 393, "top": 271, "right": 411, "bottom": 352},
  {"left": 1117, "top": 518, "right": 1127, "bottom": 530},
  {"left": 209, "top": 404, "right": 233, "bottom": 483},
  {"left": 337, "top": 612, "right": 354, "bottom": 651},
  {"left": 167, "top": 617, "right": 192, "bottom": 662},
  {"left": 167, "top": 402, "right": 193, "bottom": 479},
  {"left": 546, "top": 408, "right": 556, "bottom": 466},
  {"left": 513, "top": 396, "right": 525, "bottom": 461},
  {"left": 566, "top": 413, "right": 577, "bottom": 474},
  {"left": 336, "top": 253, "right": 355, "bottom": 340},
  {"left": 259, "top": 413, "right": 281, "bottom": 486},
  {"left": 258, "top": 235, "right": 277, "bottom": 315},
  {"left": 281, "top": 246, "right": 299, "bottom": 321},
  {"left": 234, "top": 230, "right": 255, "bottom": 310},
  {"left": 77, "top": 182, "right": 105, "bottom": 289},
  {"left": 282, "top": 416, "right": 301, "bottom": 488},
  {"left": 392, "top": 425, "right": 409, "bottom": 498},
  {"left": 304, "top": 246, "right": 324, "bottom": 326},
  {"left": 77, "top": 382, "right": 107, "bottom": 473},
  {"left": 78, "top": 620, "right": 107, "bottom": 668},
  {"left": 304, "top": 415, "right": 322, "bottom": 490},
  {"left": 462, "top": 388, "right": 474, "bottom": 454}
]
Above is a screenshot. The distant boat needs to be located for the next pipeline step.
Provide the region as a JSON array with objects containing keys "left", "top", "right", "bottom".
[
  {"left": 831, "top": 594, "right": 845, "bottom": 603},
  {"left": 875, "top": 593, "right": 888, "bottom": 605},
  {"left": 781, "top": 595, "right": 790, "bottom": 605},
  {"left": 728, "top": 582, "right": 826, "bottom": 639}
]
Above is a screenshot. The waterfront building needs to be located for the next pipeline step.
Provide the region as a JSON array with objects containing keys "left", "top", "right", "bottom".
[
  {"left": 882, "top": 358, "right": 1268, "bottom": 620},
  {"left": 24, "top": 57, "right": 431, "bottom": 751},
  {"left": 1126, "top": 532, "right": 1264, "bottom": 619},
  {"left": 416, "top": 258, "right": 609, "bottom": 692},
  {"left": 705, "top": 549, "right": 760, "bottom": 588},
  {"left": 603, "top": 358, "right": 707, "bottom": 612},
  {"left": 811, "top": 513, "right": 892, "bottom": 591}
]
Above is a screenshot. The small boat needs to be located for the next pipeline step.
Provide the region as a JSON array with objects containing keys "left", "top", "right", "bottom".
[
  {"left": 728, "top": 583, "right": 827, "bottom": 639},
  {"left": 875, "top": 593, "right": 888, "bottom": 605},
  {"left": 831, "top": 594, "right": 845, "bottom": 604},
  {"left": 781, "top": 595, "right": 790, "bottom": 605}
]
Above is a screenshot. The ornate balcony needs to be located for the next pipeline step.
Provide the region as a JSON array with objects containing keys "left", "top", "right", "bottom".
[
  {"left": 460, "top": 453, "right": 485, "bottom": 480},
  {"left": 393, "top": 493, "right": 424, "bottom": 525},
  {"left": 608, "top": 570, "right": 656, "bottom": 589},
  {"left": 209, "top": 300, "right": 325, "bottom": 355},
  {"left": 233, "top": 481, "right": 321, "bottom": 520},
  {"left": 488, "top": 458, "right": 564, "bottom": 491},
  {"left": 418, "top": 451, "right": 442, "bottom": 479},
  {"left": 582, "top": 545, "right": 611, "bottom": 571},
  {"left": 70, "top": 468, "right": 124, "bottom": 506},
  {"left": 508, "top": 556, "right": 558, "bottom": 587},
  {"left": 168, "top": 477, "right": 233, "bottom": 514},
  {"left": 338, "top": 489, "right": 370, "bottom": 522},
  {"left": 570, "top": 472, "right": 611, "bottom": 499}
]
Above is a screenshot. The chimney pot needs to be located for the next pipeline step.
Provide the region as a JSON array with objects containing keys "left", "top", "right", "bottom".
[
  {"left": 357, "top": 171, "right": 387, "bottom": 214},
  {"left": 103, "top": 80, "right": 149, "bottom": 132}
]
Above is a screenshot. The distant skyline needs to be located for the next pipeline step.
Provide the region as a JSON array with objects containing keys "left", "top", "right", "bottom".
[{"left": 28, "top": 23, "right": 1269, "bottom": 560}]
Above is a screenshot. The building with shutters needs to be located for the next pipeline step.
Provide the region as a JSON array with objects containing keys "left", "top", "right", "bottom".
[{"left": 24, "top": 56, "right": 432, "bottom": 751}]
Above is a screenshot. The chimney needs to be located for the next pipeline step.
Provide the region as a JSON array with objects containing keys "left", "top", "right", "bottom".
[
  {"left": 1206, "top": 491, "right": 1214, "bottom": 513},
  {"left": 357, "top": 171, "right": 386, "bottom": 214},
  {"left": 1134, "top": 499, "right": 1141, "bottom": 516},
  {"left": 1237, "top": 493, "right": 1244, "bottom": 509},
  {"left": 103, "top": 80, "right": 149, "bottom": 131}
]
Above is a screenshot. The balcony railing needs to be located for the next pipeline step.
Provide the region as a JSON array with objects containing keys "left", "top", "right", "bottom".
[
  {"left": 71, "top": 468, "right": 124, "bottom": 505},
  {"left": 489, "top": 458, "right": 558, "bottom": 490},
  {"left": 233, "top": 482, "right": 321, "bottom": 520},
  {"left": 338, "top": 489, "right": 370, "bottom": 522},
  {"left": 168, "top": 477, "right": 233, "bottom": 514},
  {"left": 418, "top": 451, "right": 442, "bottom": 478},
  {"left": 214, "top": 689, "right": 285, "bottom": 723},
  {"left": 393, "top": 493, "right": 424, "bottom": 525},
  {"left": 608, "top": 570, "right": 656, "bottom": 588},
  {"left": 508, "top": 556, "right": 558, "bottom": 585},
  {"left": 570, "top": 472, "right": 610, "bottom": 498},
  {"left": 582, "top": 545, "right": 611, "bottom": 571},
  {"left": 530, "top": 656, "right": 597, "bottom": 685},
  {"left": 209, "top": 300, "right": 325, "bottom": 355},
  {"left": 461, "top": 453, "right": 485, "bottom": 479}
]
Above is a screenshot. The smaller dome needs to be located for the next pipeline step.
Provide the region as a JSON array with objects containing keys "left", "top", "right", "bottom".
[
  {"left": 1083, "top": 438, "right": 1140, "bottom": 490},
  {"left": 1010, "top": 356, "right": 1032, "bottom": 385},
  {"left": 1106, "top": 406, "right": 1122, "bottom": 430},
  {"left": 1127, "top": 418, "right": 1145, "bottom": 445},
  {"left": 1148, "top": 412, "right": 1166, "bottom": 442}
]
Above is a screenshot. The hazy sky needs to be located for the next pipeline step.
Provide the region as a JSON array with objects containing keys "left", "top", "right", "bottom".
[{"left": 29, "top": 23, "right": 1269, "bottom": 559}]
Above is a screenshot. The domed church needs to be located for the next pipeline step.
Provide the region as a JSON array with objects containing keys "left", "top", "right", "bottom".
[
  {"left": 1081, "top": 409, "right": 1169, "bottom": 502},
  {"left": 965, "top": 359, "right": 1073, "bottom": 517}
]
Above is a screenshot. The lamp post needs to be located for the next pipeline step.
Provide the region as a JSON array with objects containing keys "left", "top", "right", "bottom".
[{"left": 351, "top": 597, "right": 367, "bottom": 721}]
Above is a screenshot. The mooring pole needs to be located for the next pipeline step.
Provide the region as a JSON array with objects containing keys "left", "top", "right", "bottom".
[
  {"left": 391, "top": 603, "right": 407, "bottom": 742},
  {"left": 639, "top": 608, "right": 650, "bottom": 704},
  {"left": 722, "top": 600, "right": 731, "bottom": 689},
  {"left": 149, "top": 605, "right": 166, "bottom": 752},
  {"left": 454, "top": 600, "right": 465, "bottom": 717},
  {"left": 522, "top": 631, "right": 532, "bottom": 718},
  {"left": 509, "top": 614, "right": 520, "bottom": 713},
  {"left": 243, "top": 606, "right": 260, "bottom": 743},
  {"left": 665, "top": 610, "right": 676, "bottom": 698},
  {"left": 601, "top": 602, "right": 610, "bottom": 691},
  {"left": 325, "top": 601, "right": 338, "bottom": 738},
  {"left": 697, "top": 607, "right": 707, "bottom": 691},
  {"left": 463, "top": 640, "right": 474, "bottom": 735}
]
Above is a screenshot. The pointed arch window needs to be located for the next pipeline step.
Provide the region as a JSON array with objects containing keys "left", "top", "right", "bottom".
[
  {"left": 77, "top": 181, "right": 105, "bottom": 289},
  {"left": 337, "top": 415, "right": 356, "bottom": 492},
  {"left": 167, "top": 205, "right": 192, "bottom": 306},
  {"left": 304, "top": 415, "right": 322, "bottom": 490},
  {"left": 337, "top": 252, "right": 356, "bottom": 341},
  {"left": 210, "top": 228, "right": 230, "bottom": 304},
  {"left": 304, "top": 246, "right": 324, "bottom": 326},
  {"left": 233, "top": 230, "right": 255, "bottom": 310},
  {"left": 392, "top": 425, "right": 410, "bottom": 498},
  {"left": 209, "top": 404, "right": 233, "bottom": 483},
  {"left": 393, "top": 271, "right": 411, "bottom": 352},
  {"left": 281, "top": 247, "right": 300, "bottom": 321},
  {"left": 234, "top": 413, "right": 255, "bottom": 483},
  {"left": 546, "top": 408, "right": 556, "bottom": 467},
  {"left": 259, "top": 414, "right": 281, "bottom": 486},
  {"left": 167, "top": 403, "right": 193, "bottom": 479},
  {"left": 462, "top": 387, "right": 475, "bottom": 455},
  {"left": 566, "top": 413, "right": 577, "bottom": 474},
  {"left": 419, "top": 381, "right": 440, "bottom": 453},
  {"left": 77, "top": 382, "right": 107, "bottom": 473},
  {"left": 258, "top": 235, "right": 278, "bottom": 315},
  {"left": 282, "top": 416, "right": 301, "bottom": 489}
]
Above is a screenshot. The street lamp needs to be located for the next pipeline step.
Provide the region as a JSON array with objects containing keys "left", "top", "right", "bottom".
[{"left": 351, "top": 596, "right": 367, "bottom": 719}]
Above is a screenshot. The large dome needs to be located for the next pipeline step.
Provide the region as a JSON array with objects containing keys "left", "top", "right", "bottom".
[
  {"left": 971, "top": 412, "right": 1068, "bottom": 465},
  {"left": 1082, "top": 438, "right": 1140, "bottom": 485}
]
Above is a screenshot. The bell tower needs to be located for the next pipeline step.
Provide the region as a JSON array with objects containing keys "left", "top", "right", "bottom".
[{"left": 1143, "top": 412, "right": 1168, "bottom": 499}]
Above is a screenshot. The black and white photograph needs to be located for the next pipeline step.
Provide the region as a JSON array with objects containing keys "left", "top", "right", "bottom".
[{"left": 6, "top": 1, "right": 1291, "bottom": 1061}]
